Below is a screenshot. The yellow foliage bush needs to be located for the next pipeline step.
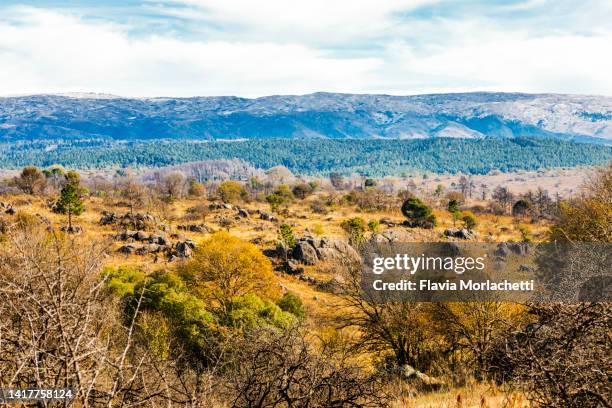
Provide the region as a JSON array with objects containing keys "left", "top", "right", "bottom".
[{"left": 179, "top": 231, "right": 279, "bottom": 313}]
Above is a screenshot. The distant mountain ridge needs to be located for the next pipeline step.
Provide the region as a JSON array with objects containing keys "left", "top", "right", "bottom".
[{"left": 1, "top": 92, "right": 611, "bottom": 142}]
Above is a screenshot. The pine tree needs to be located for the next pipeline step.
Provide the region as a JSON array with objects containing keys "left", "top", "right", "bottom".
[{"left": 56, "top": 183, "right": 84, "bottom": 231}]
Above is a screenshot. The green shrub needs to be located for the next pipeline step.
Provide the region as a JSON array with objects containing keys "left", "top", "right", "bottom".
[{"left": 277, "top": 292, "right": 305, "bottom": 319}]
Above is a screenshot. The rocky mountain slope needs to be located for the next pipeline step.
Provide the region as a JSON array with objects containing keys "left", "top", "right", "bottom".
[{"left": 1, "top": 92, "right": 610, "bottom": 142}]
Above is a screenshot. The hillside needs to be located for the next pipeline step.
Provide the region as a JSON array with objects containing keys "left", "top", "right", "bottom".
[
  {"left": 1, "top": 137, "right": 611, "bottom": 175},
  {"left": 1, "top": 92, "right": 611, "bottom": 142}
]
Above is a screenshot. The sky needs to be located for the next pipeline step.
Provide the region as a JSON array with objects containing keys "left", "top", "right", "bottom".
[{"left": 0, "top": 0, "right": 611, "bottom": 97}]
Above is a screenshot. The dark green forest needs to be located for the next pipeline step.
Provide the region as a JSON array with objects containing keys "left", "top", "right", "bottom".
[{"left": 1, "top": 137, "right": 610, "bottom": 175}]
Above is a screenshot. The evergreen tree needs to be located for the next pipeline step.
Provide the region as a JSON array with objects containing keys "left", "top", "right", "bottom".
[
  {"left": 401, "top": 197, "right": 436, "bottom": 228},
  {"left": 56, "top": 183, "right": 84, "bottom": 231}
]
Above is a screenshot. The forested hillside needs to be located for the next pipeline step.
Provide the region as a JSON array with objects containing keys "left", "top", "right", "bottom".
[{"left": 0, "top": 137, "right": 610, "bottom": 175}]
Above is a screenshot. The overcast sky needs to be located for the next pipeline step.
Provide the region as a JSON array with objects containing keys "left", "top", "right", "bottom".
[{"left": 1, "top": 0, "right": 611, "bottom": 97}]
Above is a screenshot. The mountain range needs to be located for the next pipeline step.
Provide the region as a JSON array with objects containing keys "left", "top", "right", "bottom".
[{"left": 0, "top": 92, "right": 611, "bottom": 143}]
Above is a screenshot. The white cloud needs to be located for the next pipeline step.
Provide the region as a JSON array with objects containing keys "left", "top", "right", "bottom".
[
  {"left": 0, "top": 4, "right": 611, "bottom": 97},
  {"left": 148, "top": 0, "right": 439, "bottom": 43},
  {"left": 0, "top": 7, "right": 381, "bottom": 97}
]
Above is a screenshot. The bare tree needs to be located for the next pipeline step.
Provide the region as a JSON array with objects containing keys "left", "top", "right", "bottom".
[
  {"left": 500, "top": 303, "right": 611, "bottom": 407},
  {"left": 226, "top": 325, "right": 387, "bottom": 408},
  {"left": 492, "top": 186, "right": 514, "bottom": 213},
  {"left": 0, "top": 224, "right": 194, "bottom": 407},
  {"left": 161, "top": 172, "right": 186, "bottom": 202},
  {"left": 336, "top": 264, "right": 436, "bottom": 371},
  {"left": 120, "top": 178, "right": 147, "bottom": 217}
]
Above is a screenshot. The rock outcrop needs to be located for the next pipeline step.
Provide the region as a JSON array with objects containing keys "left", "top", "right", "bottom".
[
  {"left": 444, "top": 228, "right": 477, "bottom": 240},
  {"left": 291, "top": 236, "right": 360, "bottom": 265},
  {"left": 100, "top": 211, "right": 166, "bottom": 231},
  {"left": 115, "top": 229, "right": 193, "bottom": 259}
]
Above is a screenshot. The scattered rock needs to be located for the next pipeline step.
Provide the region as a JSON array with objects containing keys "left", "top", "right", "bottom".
[
  {"left": 118, "top": 244, "right": 137, "bottom": 254},
  {"left": 177, "top": 223, "right": 212, "bottom": 233},
  {"left": 236, "top": 208, "right": 250, "bottom": 218},
  {"left": 100, "top": 211, "right": 162, "bottom": 231},
  {"left": 61, "top": 226, "right": 83, "bottom": 234},
  {"left": 495, "top": 242, "right": 530, "bottom": 257},
  {"left": 372, "top": 229, "right": 413, "bottom": 243},
  {"left": 403, "top": 220, "right": 435, "bottom": 229},
  {"left": 260, "top": 212, "right": 279, "bottom": 222},
  {"left": 298, "top": 275, "right": 317, "bottom": 284},
  {"left": 444, "top": 228, "right": 476, "bottom": 240},
  {"left": 285, "top": 260, "right": 305, "bottom": 275},
  {"left": 379, "top": 218, "right": 399, "bottom": 227},
  {"left": 136, "top": 230, "right": 149, "bottom": 241}
]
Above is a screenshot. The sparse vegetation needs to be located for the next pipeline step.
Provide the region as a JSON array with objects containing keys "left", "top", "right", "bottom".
[{"left": 0, "top": 162, "right": 608, "bottom": 407}]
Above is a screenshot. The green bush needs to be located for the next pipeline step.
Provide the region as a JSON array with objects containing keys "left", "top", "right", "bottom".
[
  {"left": 401, "top": 197, "right": 436, "bottom": 227},
  {"left": 276, "top": 292, "right": 305, "bottom": 319}
]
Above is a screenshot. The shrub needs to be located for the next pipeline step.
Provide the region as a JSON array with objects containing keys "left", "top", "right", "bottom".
[
  {"left": 364, "top": 178, "right": 376, "bottom": 188},
  {"left": 188, "top": 179, "right": 206, "bottom": 197},
  {"left": 276, "top": 292, "right": 305, "bottom": 319},
  {"left": 178, "top": 232, "right": 278, "bottom": 315},
  {"left": 512, "top": 199, "right": 532, "bottom": 217},
  {"left": 278, "top": 224, "right": 297, "bottom": 250},
  {"left": 292, "top": 183, "right": 313, "bottom": 199},
  {"left": 367, "top": 219, "right": 380, "bottom": 233},
  {"left": 217, "top": 180, "right": 245, "bottom": 203},
  {"left": 103, "top": 265, "right": 145, "bottom": 297},
  {"left": 227, "top": 293, "right": 297, "bottom": 330},
  {"left": 461, "top": 211, "right": 477, "bottom": 231},
  {"left": 15, "top": 166, "right": 46, "bottom": 195},
  {"left": 340, "top": 217, "right": 366, "bottom": 245},
  {"left": 401, "top": 197, "right": 436, "bottom": 228},
  {"left": 310, "top": 199, "right": 328, "bottom": 214}
]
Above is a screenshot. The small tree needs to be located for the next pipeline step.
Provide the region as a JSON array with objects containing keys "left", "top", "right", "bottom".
[
  {"left": 447, "top": 198, "right": 460, "bottom": 213},
  {"left": 188, "top": 178, "right": 206, "bottom": 197},
  {"left": 447, "top": 199, "right": 460, "bottom": 227},
  {"left": 218, "top": 180, "right": 245, "bottom": 204},
  {"left": 492, "top": 186, "right": 514, "bottom": 213},
  {"left": 162, "top": 172, "right": 185, "bottom": 202},
  {"left": 15, "top": 166, "right": 46, "bottom": 195},
  {"left": 277, "top": 224, "right": 297, "bottom": 264},
  {"left": 434, "top": 184, "right": 445, "bottom": 197},
  {"left": 341, "top": 217, "right": 366, "bottom": 246},
  {"left": 266, "top": 185, "right": 294, "bottom": 212},
  {"left": 56, "top": 183, "right": 84, "bottom": 231},
  {"left": 291, "top": 183, "right": 312, "bottom": 200},
  {"left": 121, "top": 179, "right": 146, "bottom": 217},
  {"left": 512, "top": 199, "right": 532, "bottom": 217},
  {"left": 178, "top": 231, "right": 277, "bottom": 316},
  {"left": 461, "top": 211, "right": 477, "bottom": 231},
  {"left": 401, "top": 197, "right": 436, "bottom": 228}
]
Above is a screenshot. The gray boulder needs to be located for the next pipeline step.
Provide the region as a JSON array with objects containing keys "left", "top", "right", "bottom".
[
  {"left": 293, "top": 241, "right": 319, "bottom": 265},
  {"left": 291, "top": 236, "right": 360, "bottom": 265},
  {"left": 444, "top": 228, "right": 476, "bottom": 240},
  {"left": 372, "top": 229, "right": 413, "bottom": 243}
]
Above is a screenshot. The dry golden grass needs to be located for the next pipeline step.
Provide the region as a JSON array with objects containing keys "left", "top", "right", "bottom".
[{"left": 390, "top": 383, "right": 530, "bottom": 408}]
